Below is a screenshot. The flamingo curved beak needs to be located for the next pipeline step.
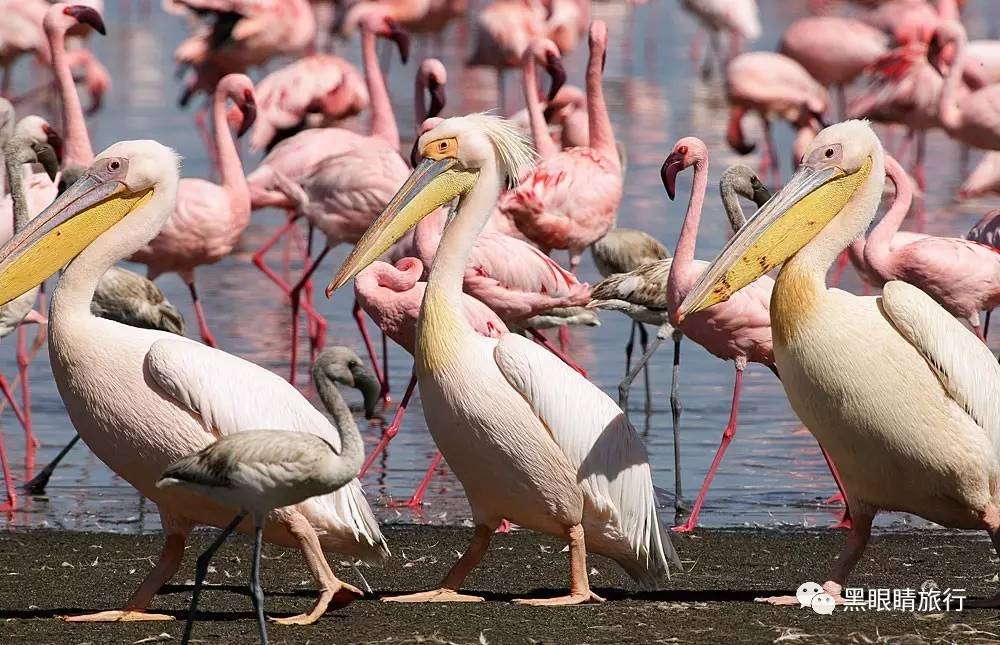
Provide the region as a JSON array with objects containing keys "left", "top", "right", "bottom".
[
  {"left": 34, "top": 143, "right": 60, "bottom": 182},
  {"left": 388, "top": 20, "right": 411, "bottom": 64},
  {"left": 236, "top": 90, "right": 257, "bottom": 138},
  {"left": 42, "top": 124, "right": 64, "bottom": 165},
  {"left": 427, "top": 77, "right": 446, "bottom": 119},
  {"left": 65, "top": 5, "right": 106, "bottom": 35},
  {"left": 327, "top": 156, "right": 478, "bottom": 295},
  {"left": 660, "top": 152, "right": 685, "bottom": 201},
  {"left": 0, "top": 159, "right": 152, "bottom": 306},
  {"left": 545, "top": 52, "right": 566, "bottom": 103},
  {"left": 677, "top": 157, "right": 872, "bottom": 322}
]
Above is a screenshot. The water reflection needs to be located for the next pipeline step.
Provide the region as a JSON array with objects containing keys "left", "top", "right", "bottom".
[{"left": 1, "top": 0, "right": 997, "bottom": 534}]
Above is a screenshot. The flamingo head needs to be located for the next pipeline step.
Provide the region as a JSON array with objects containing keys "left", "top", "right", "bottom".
[
  {"left": 14, "top": 116, "right": 64, "bottom": 166},
  {"left": 313, "top": 347, "right": 381, "bottom": 420},
  {"left": 218, "top": 74, "right": 257, "bottom": 138},
  {"left": 661, "top": 137, "right": 708, "bottom": 201},
  {"left": 46, "top": 3, "right": 106, "bottom": 37}
]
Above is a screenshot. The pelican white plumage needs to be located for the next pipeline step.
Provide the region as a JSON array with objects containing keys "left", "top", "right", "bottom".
[
  {"left": 328, "top": 113, "right": 681, "bottom": 604},
  {"left": 159, "top": 346, "right": 376, "bottom": 645},
  {"left": 677, "top": 120, "right": 1000, "bottom": 604},
  {"left": 0, "top": 140, "right": 387, "bottom": 622}
]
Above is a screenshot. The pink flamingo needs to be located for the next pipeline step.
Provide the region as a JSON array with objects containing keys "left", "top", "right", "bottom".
[
  {"left": 466, "top": 0, "right": 547, "bottom": 112},
  {"left": 249, "top": 53, "right": 368, "bottom": 152},
  {"left": 843, "top": 230, "right": 929, "bottom": 292},
  {"left": 355, "top": 258, "right": 506, "bottom": 506},
  {"left": 172, "top": 0, "right": 315, "bottom": 105},
  {"left": 262, "top": 9, "right": 411, "bottom": 386},
  {"left": 961, "top": 152, "right": 1000, "bottom": 199},
  {"left": 338, "top": 0, "right": 466, "bottom": 36},
  {"left": 63, "top": 47, "right": 110, "bottom": 115},
  {"left": 129, "top": 74, "right": 257, "bottom": 348},
  {"left": 864, "top": 155, "right": 1000, "bottom": 341},
  {"left": 0, "top": 0, "right": 46, "bottom": 97},
  {"left": 778, "top": 16, "right": 888, "bottom": 118},
  {"left": 935, "top": 20, "right": 1000, "bottom": 151},
  {"left": 498, "top": 21, "right": 622, "bottom": 274},
  {"left": 725, "top": 51, "right": 827, "bottom": 186},
  {"left": 661, "top": 137, "right": 848, "bottom": 533},
  {"left": 679, "top": 0, "right": 760, "bottom": 77}
]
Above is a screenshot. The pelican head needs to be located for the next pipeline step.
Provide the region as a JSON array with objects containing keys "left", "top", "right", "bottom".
[
  {"left": 0, "top": 140, "right": 180, "bottom": 306},
  {"left": 313, "top": 347, "right": 382, "bottom": 419},
  {"left": 677, "top": 120, "right": 884, "bottom": 322},
  {"left": 327, "top": 113, "right": 535, "bottom": 294}
]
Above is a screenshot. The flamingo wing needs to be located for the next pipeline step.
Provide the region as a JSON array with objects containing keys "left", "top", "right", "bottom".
[
  {"left": 493, "top": 333, "right": 682, "bottom": 583},
  {"left": 880, "top": 281, "right": 1000, "bottom": 454},
  {"left": 145, "top": 338, "right": 387, "bottom": 554}
]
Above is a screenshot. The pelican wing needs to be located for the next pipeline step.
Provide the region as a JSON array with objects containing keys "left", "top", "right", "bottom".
[
  {"left": 145, "top": 338, "right": 340, "bottom": 451},
  {"left": 881, "top": 281, "right": 1000, "bottom": 451},
  {"left": 493, "top": 334, "right": 681, "bottom": 583},
  {"left": 146, "top": 339, "right": 388, "bottom": 558}
]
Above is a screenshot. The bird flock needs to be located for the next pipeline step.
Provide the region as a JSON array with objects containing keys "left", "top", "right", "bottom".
[{"left": 0, "top": 0, "right": 997, "bottom": 640}]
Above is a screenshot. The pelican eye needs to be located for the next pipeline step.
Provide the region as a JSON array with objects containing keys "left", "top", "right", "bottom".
[
  {"left": 422, "top": 137, "right": 458, "bottom": 160},
  {"left": 825, "top": 148, "right": 834, "bottom": 159},
  {"left": 109, "top": 160, "right": 121, "bottom": 171}
]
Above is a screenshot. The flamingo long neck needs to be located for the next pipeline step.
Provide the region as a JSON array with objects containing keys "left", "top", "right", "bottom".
[
  {"left": 6, "top": 155, "right": 28, "bottom": 230},
  {"left": 774, "top": 155, "right": 886, "bottom": 344},
  {"left": 418, "top": 166, "right": 501, "bottom": 371},
  {"left": 314, "top": 376, "right": 365, "bottom": 478},
  {"left": 363, "top": 29, "right": 399, "bottom": 148},
  {"left": 211, "top": 88, "right": 248, "bottom": 210},
  {"left": 524, "top": 56, "right": 557, "bottom": 158},
  {"left": 666, "top": 158, "right": 708, "bottom": 314},
  {"left": 863, "top": 160, "right": 913, "bottom": 282},
  {"left": 414, "top": 69, "right": 428, "bottom": 124},
  {"left": 586, "top": 42, "right": 617, "bottom": 165},
  {"left": 49, "top": 25, "right": 92, "bottom": 167},
  {"left": 938, "top": 0, "right": 959, "bottom": 20},
  {"left": 719, "top": 181, "right": 747, "bottom": 233},
  {"left": 939, "top": 28, "right": 967, "bottom": 131}
]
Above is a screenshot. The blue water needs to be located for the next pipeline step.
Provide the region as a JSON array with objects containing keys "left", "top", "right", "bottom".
[{"left": 1, "top": 0, "right": 997, "bottom": 534}]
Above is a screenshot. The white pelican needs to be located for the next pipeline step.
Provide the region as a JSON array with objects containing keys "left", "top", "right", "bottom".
[
  {"left": 158, "top": 347, "right": 375, "bottom": 645},
  {"left": 328, "top": 113, "right": 681, "bottom": 605},
  {"left": 0, "top": 140, "right": 387, "bottom": 622},
  {"left": 677, "top": 120, "right": 1000, "bottom": 604}
]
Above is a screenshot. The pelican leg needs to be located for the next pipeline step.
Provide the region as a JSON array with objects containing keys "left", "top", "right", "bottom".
[
  {"left": 271, "top": 509, "right": 363, "bottom": 625},
  {"left": 352, "top": 301, "right": 389, "bottom": 403},
  {"left": 65, "top": 514, "right": 193, "bottom": 622},
  {"left": 514, "top": 524, "right": 604, "bottom": 605},
  {"left": 967, "top": 507, "right": 1000, "bottom": 607},
  {"left": 670, "top": 331, "right": 686, "bottom": 514},
  {"left": 181, "top": 511, "right": 247, "bottom": 644},
  {"left": 617, "top": 335, "right": 664, "bottom": 414},
  {"left": 23, "top": 433, "right": 81, "bottom": 494},
  {"left": 288, "top": 245, "right": 330, "bottom": 386},
  {"left": 382, "top": 332, "right": 391, "bottom": 399},
  {"left": 360, "top": 370, "right": 417, "bottom": 478},
  {"left": 383, "top": 524, "right": 494, "bottom": 602},
  {"left": 249, "top": 516, "right": 269, "bottom": 645},
  {"left": 673, "top": 366, "right": 745, "bottom": 533},
  {"left": 756, "top": 509, "right": 874, "bottom": 606}
]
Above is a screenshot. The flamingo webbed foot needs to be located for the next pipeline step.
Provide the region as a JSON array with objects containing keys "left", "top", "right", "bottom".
[
  {"left": 63, "top": 610, "right": 175, "bottom": 622},
  {"left": 381, "top": 588, "right": 485, "bottom": 603}
]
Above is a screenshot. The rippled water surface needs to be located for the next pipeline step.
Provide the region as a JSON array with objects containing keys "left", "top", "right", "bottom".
[{"left": 2, "top": 0, "right": 999, "bottom": 534}]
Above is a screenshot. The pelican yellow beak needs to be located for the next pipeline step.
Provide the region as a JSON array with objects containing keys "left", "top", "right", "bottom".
[
  {"left": 677, "top": 156, "right": 872, "bottom": 322},
  {"left": 326, "top": 155, "right": 478, "bottom": 295},
  {"left": 0, "top": 166, "right": 152, "bottom": 306}
]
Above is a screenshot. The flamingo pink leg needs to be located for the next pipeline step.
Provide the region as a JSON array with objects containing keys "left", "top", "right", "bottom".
[
  {"left": 352, "top": 301, "right": 389, "bottom": 403},
  {"left": 359, "top": 371, "right": 416, "bottom": 478},
  {"left": 673, "top": 367, "right": 744, "bottom": 533},
  {"left": 185, "top": 280, "right": 218, "bottom": 348},
  {"left": 15, "top": 326, "right": 36, "bottom": 451},
  {"left": 288, "top": 246, "right": 331, "bottom": 385},
  {"left": 390, "top": 452, "right": 444, "bottom": 508},
  {"left": 252, "top": 212, "right": 302, "bottom": 296},
  {"left": 829, "top": 250, "right": 850, "bottom": 287},
  {"left": 0, "top": 426, "right": 14, "bottom": 510},
  {"left": 0, "top": 373, "right": 30, "bottom": 444},
  {"left": 528, "top": 329, "right": 587, "bottom": 377},
  {"left": 820, "top": 446, "right": 852, "bottom": 529}
]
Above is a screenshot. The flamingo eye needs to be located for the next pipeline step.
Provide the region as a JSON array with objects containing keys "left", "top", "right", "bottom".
[{"left": 678, "top": 145, "right": 688, "bottom": 155}]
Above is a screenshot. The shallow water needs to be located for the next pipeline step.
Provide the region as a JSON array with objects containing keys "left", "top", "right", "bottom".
[{"left": 1, "top": 0, "right": 998, "bottom": 534}]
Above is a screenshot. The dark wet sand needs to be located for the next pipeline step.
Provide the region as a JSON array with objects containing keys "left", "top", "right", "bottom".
[{"left": 2, "top": 526, "right": 1000, "bottom": 644}]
